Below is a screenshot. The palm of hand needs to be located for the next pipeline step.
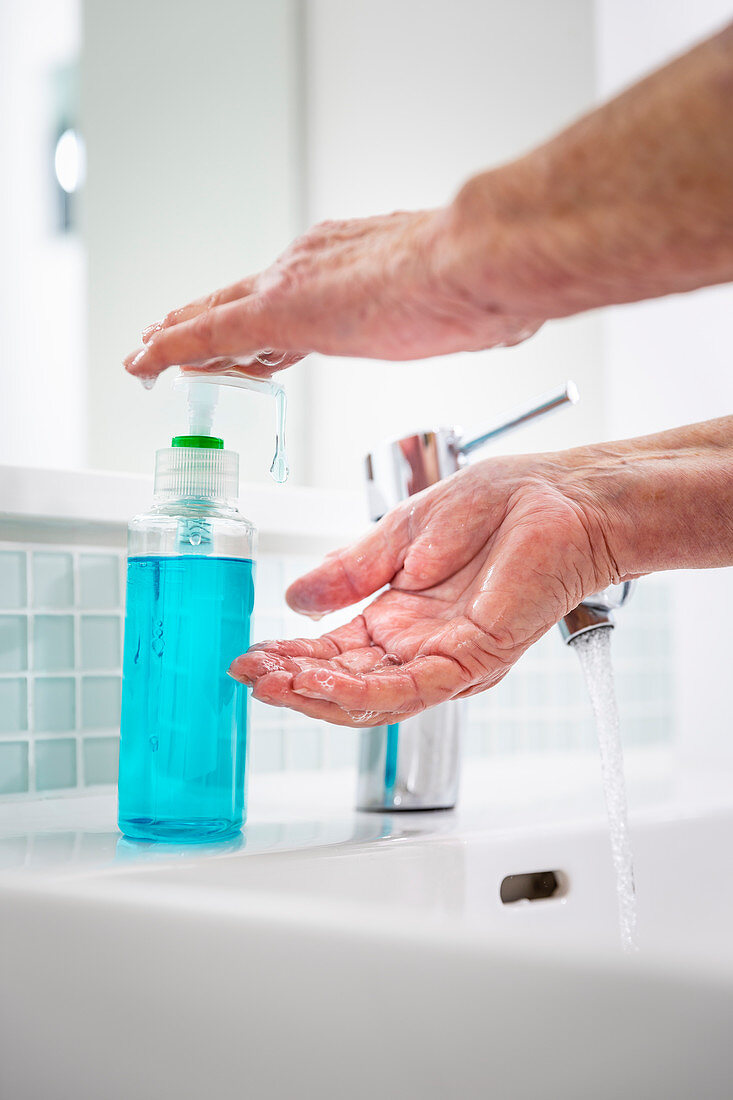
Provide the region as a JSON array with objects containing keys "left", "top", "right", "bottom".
[{"left": 231, "top": 465, "right": 608, "bottom": 727}]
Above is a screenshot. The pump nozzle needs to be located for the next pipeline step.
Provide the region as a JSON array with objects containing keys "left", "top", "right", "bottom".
[
  {"left": 174, "top": 370, "right": 289, "bottom": 484},
  {"left": 185, "top": 380, "right": 220, "bottom": 437}
]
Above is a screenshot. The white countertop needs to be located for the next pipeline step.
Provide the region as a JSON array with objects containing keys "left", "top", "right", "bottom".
[
  {"left": 0, "top": 747, "right": 724, "bottom": 881},
  {"left": 0, "top": 463, "right": 366, "bottom": 552},
  {"left": 3, "top": 748, "right": 733, "bottom": 984},
  {"left": 3, "top": 749, "right": 733, "bottom": 1100}
]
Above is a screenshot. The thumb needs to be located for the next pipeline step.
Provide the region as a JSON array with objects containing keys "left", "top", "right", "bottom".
[{"left": 286, "top": 507, "right": 413, "bottom": 615}]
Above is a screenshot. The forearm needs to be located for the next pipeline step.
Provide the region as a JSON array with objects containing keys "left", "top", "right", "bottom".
[
  {"left": 446, "top": 22, "right": 733, "bottom": 318},
  {"left": 559, "top": 417, "right": 733, "bottom": 580}
]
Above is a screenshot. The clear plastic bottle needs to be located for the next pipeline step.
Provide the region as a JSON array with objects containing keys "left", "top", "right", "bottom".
[{"left": 117, "top": 433, "right": 256, "bottom": 842}]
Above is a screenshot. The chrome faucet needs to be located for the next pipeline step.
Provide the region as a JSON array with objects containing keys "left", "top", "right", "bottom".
[
  {"left": 357, "top": 381, "right": 590, "bottom": 813},
  {"left": 364, "top": 381, "right": 579, "bottom": 521},
  {"left": 559, "top": 581, "right": 635, "bottom": 643}
]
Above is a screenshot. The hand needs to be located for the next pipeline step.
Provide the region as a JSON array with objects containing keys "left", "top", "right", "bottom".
[
  {"left": 229, "top": 451, "right": 619, "bottom": 727},
  {"left": 123, "top": 206, "right": 542, "bottom": 383},
  {"left": 229, "top": 416, "right": 733, "bottom": 727},
  {"left": 125, "top": 24, "right": 733, "bottom": 384}
]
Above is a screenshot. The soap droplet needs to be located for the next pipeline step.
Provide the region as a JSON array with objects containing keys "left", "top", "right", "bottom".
[
  {"left": 149, "top": 736, "right": 159, "bottom": 752},
  {"left": 374, "top": 653, "right": 402, "bottom": 671},
  {"left": 269, "top": 388, "right": 289, "bottom": 483},
  {"left": 189, "top": 532, "right": 202, "bottom": 547},
  {"left": 152, "top": 621, "right": 164, "bottom": 657},
  {"left": 139, "top": 375, "right": 157, "bottom": 391},
  {"left": 347, "top": 709, "right": 381, "bottom": 724},
  {"left": 269, "top": 447, "right": 289, "bottom": 485},
  {"left": 256, "top": 349, "right": 287, "bottom": 368}
]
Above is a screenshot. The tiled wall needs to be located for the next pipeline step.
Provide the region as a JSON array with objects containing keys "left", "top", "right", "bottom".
[
  {"left": 0, "top": 539, "right": 674, "bottom": 800},
  {"left": 0, "top": 546, "right": 124, "bottom": 796},
  {"left": 464, "top": 577, "right": 673, "bottom": 758}
]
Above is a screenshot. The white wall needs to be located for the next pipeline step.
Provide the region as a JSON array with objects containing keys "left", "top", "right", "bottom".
[
  {"left": 0, "top": 0, "right": 85, "bottom": 470},
  {"left": 596, "top": 0, "right": 733, "bottom": 441},
  {"left": 82, "top": 0, "right": 307, "bottom": 485},
  {"left": 595, "top": 0, "right": 733, "bottom": 765},
  {"left": 302, "top": 0, "right": 604, "bottom": 491}
]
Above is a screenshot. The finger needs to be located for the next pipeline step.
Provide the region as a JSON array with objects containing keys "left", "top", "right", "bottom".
[
  {"left": 253, "top": 646, "right": 387, "bottom": 677},
  {"left": 208, "top": 351, "right": 306, "bottom": 373},
  {"left": 180, "top": 357, "right": 279, "bottom": 381},
  {"left": 124, "top": 295, "right": 294, "bottom": 381},
  {"left": 248, "top": 618, "right": 373, "bottom": 659},
  {"left": 251, "top": 671, "right": 398, "bottom": 728},
  {"left": 331, "top": 647, "right": 392, "bottom": 674},
  {"left": 179, "top": 352, "right": 305, "bottom": 381},
  {"left": 285, "top": 511, "right": 415, "bottom": 616},
  {"left": 141, "top": 277, "right": 257, "bottom": 343},
  {"left": 235, "top": 646, "right": 395, "bottom": 688},
  {"left": 290, "top": 652, "right": 470, "bottom": 713},
  {"left": 231, "top": 649, "right": 299, "bottom": 681},
  {"left": 253, "top": 351, "right": 306, "bottom": 373},
  {"left": 230, "top": 619, "right": 374, "bottom": 684},
  {"left": 285, "top": 469, "right": 502, "bottom": 617}
]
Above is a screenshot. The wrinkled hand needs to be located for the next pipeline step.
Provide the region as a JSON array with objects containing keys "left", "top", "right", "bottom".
[
  {"left": 229, "top": 453, "right": 620, "bottom": 727},
  {"left": 123, "top": 207, "right": 541, "bottom": 383}
]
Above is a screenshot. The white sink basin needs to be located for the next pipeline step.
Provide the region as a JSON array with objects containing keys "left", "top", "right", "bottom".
[{"left": 1, "top": 750, "right": 732, "bottom": 1099}]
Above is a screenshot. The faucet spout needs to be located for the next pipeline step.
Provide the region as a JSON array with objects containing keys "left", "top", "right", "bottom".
[
  {"left": 459, "top": 381, "right": 579, "bottom": 457},
  {"left": 559, "top": 603, "right": 615, "bottom": 644},
  {"left": 559, "top": 581, "right": 635, "bottom": 645}
]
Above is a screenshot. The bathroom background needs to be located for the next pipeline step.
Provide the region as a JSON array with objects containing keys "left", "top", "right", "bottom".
[{"left": 0, "top": 0, "right": 731, "bottom": 799}]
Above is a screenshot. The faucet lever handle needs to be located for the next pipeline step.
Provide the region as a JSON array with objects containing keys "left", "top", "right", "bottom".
[{"left": 459, "top": 380, "right": 579, "bottom": 457}]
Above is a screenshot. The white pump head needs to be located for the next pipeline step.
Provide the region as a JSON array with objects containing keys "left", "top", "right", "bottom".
[
  {"left": 173, "top": 370, "right": 289, "bottom": 483},
  {"left": 185, "top": 380, "right": 220, "bottom": 437}
]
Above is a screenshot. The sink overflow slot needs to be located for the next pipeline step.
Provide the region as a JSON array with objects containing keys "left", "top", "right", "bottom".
[{"left": 500, "top": 870, "right": 568, "bottom": 904}]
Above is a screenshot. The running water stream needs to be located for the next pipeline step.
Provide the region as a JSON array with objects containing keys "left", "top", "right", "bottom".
[{"left": 571, "top": 628, "right": 638, "bottom": 952}]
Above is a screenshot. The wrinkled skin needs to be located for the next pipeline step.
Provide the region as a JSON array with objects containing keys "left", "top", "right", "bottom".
[
  {"left": 229, "top": 455, "right": 616, "bottom": 727},
  {"left": 122, "top": 25, "right": 733, "bottom": 726},
  {"left": 229, "top": 413, "right": 733, "bottom": 727},
  {"left": 123, "top": 210, "right": 541, "bottom": 383},
  {"left": 124, "top": 25, "right": 733, "bottom": 384}
]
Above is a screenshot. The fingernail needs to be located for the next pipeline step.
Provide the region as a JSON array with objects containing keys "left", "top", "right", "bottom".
[
  {"left": 286, "top": 595, "right": 330, "bottom": 621},
  {"left": 124, "top": 348, "right": 148, "bottom": 374},
  {"left": 142, "top": 321, "right": 163, "bottom": 343},
  {"left": 255, "top": 692, "right": 284, "bottom": 709},
  {"left": 124, "top": 347, "right": 158, "bottom": 390},
  {"left": 230, "top": 671, "right": 254, "bottom": 686}
]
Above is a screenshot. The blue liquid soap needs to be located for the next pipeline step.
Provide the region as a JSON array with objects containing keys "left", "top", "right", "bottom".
[
  {"left": 118, "top": 555, "right": 254, "bottom": 842},
  {"left": 384, "top": 722, "right": 400, "bottom": 793}
]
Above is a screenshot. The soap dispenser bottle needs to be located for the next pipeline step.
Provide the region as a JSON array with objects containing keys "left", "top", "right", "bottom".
[{"left": 117, "top": 429, "right": 256, "bottom": 842}]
